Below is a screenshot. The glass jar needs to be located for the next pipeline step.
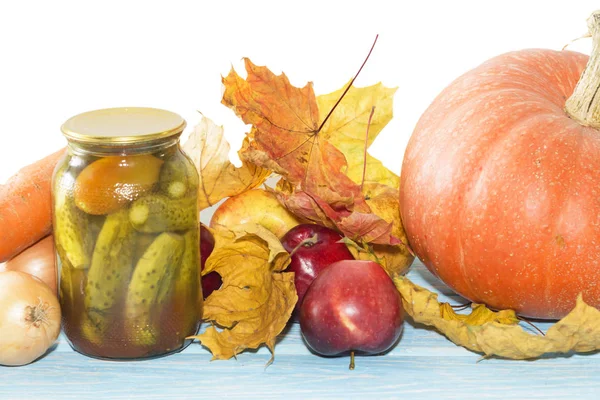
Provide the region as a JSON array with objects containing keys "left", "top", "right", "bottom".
[{"left": 52, "top": 107, "right": 202, "bottom": 360}]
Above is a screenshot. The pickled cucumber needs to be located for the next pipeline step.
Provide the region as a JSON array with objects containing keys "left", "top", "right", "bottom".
[
  {"left": 56, "top": 242, "right": 75, "bottom": 305},
  {"left": 133, "top": 232, "right": 159, "bottom": 264},
  {"left": 125, "top": 232, "right": 185, "bottom": 345},
  {"left": 159, "top": 156, "right": 198, "bottom": 199},
  {"left": 84, "top": 209, "right": 137, "bottom": 343},
  {"left": 129, "top": 194, "right": 197, "bottom": 233},
  {"left": 88, "top": 214, "right": 106, "bottom": 242},
  {"left": 175, "top": 229, "right": 202, "bottom": 319},
  {"left": 54, "top": 171, "right": 92, "bottom": 270}
]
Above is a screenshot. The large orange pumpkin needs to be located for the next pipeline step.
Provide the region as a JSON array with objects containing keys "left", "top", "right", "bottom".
[{"left": 400, "top": 14, "right": 600, "bottom": 319}]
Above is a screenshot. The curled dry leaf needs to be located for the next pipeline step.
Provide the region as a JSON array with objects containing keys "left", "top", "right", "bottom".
[
  {"left": 271, "top": 180, "right": 342, "bottom": 230},
  {"left": 394, "top": 276, "right": 600, "bottom": 359},
  {"left": 189, "top": 224, "right": 296, "bottom": 364},
  {"left": 336, "top": 182, "right": 413, "bottom": 277},
  {"left": 361, "top": 182, "right": 413, "bottom": 275},
  {"left": 343, "top": 237, "right": 410, "bottom": 279},
  {"left": 222, "top": 58, "right": 402, "bottom": 246},
  {"left": 439, "top": 303, "right": 519, "bottom": 326},
  {"left": 182, "top": 116, "right": 270, "bottom": 211}
]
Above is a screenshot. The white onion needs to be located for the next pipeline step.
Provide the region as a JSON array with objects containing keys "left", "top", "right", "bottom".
[{"left": 0, "top": 271, "right": 61, "bottom": 366}]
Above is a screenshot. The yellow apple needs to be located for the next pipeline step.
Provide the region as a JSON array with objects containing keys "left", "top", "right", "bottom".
[{"left": 210, "top": 189, "right": 302, "bottom": 238}]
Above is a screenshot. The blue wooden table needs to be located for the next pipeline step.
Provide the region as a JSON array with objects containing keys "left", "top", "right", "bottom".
[{"left": 2, "top": 260, "right": 598, "bottom": 399}]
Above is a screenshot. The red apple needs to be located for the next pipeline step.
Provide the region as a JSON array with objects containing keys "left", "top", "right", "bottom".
[
  {"left": 200, "top": 224, "right": 221, "bottom": 299},
  {"left": 299, "top": 260, "right": 403, "bottom": 369},
  {"left": 281, "top": 224, "right": 354, "bottom": 315}
]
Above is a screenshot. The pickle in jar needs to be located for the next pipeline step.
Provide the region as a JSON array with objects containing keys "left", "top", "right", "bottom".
[
  {"left": 128, "top": 194, "right": 197, "bottom": 233},
  {"left": 54, "top": 164, "right": 94, "bottom": 270},
  {"left": 175, "top": 229, "right": 203, "bottom": 321},
  {"left": 124, "top": 232, "right": 185, "bottom": 345},
  {"left": 159, "top": 155, "right": 198, "bottom": 199},
  {"left": 82, "top": 209, "right": 137, "bottom": 343}
]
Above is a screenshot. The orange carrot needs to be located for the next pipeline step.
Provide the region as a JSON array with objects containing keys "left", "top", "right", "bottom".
[{"left": 0, "top": 148, "right": 66, "bottom": 262}]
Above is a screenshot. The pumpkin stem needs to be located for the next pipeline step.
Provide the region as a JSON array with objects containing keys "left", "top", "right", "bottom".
[{"left": 565, "top": 11, "right": 600, "bottom": 127}]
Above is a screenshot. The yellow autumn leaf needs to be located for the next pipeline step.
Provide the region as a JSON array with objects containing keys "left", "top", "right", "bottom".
[
  {"left": 439, "top": 303, "right": 519, "bottom": 326},
  {"left": 394, "top": 275, "right": 600, "bottom": 359},
  {"left": 189, "top": 224, "right": 296, "bottom": 363},
  {"left": 362, "top": 182, "right": 413, "bottom": 276},
  {"left": 345, "top": 240, "right": 411, "bottom": 279},
  {"left": 341, "top": 182, "right": 414, "bottom": 277},
  {"left": 317, "top": 82, "right": 399, "bottom": 188},
  {"left": 182, "top": 116, "right": 270, "bottom": 211}
]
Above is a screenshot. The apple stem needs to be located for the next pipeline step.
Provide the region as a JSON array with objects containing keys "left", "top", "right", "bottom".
[
  {"left": 349, "top": 351, "right": 356, "bottom": 370},
  {"left": 360, "top": 106, "right": 376, "bottom": 193}
]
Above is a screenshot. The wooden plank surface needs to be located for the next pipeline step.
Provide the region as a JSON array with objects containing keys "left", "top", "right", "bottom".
[{"left": 2, "top": 260, "right": 598, "bottom": 399}]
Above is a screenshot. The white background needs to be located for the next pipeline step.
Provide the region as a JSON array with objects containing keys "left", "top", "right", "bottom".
[{"left": 0, "top": 0, "right": 597, "bottom": 184}]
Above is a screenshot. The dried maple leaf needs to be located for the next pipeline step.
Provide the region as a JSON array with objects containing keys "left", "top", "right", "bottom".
[
  {"left": 189, "top": 224, "right": 296, "bottom": 364},
  {"left": 270, "top": 180, "right": 336, "bottom": 229},
  {"left": 394, "top": 276, "right": 600, "bottom": 359},
  {"left": 317, "top": 82, "right": 399, "bottom": 188},
  {"left": 223, "top": 58, "right": 400, "bottom": 245},
  {"left": 182, "top": 116, "right": 270, "bottom": 211},
  {"left": 223, "top": 59, "right": 360, "bottom": 208}
]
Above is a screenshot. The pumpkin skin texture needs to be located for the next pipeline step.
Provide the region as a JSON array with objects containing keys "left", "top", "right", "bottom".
[{"left": 400, "top": 49, "right": 596, "bottom": 319}]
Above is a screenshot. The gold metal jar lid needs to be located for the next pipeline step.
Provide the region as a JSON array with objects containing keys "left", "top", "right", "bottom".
[{"left": 61, "top": 107, "right": 186, "bottom": 145}]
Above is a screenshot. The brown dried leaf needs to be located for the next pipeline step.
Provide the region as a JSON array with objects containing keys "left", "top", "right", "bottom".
[
  {"left": 224, "top": 61, "right": 360, "bottom": 209},
  {"left": 272, "top": 186, "right": 400, "bottom": 245},
  {"left": 182, "top": 116, "right": 270, "bottom": 211},
  {"left": 189, "top": 224, "right": 296, "bottom": 363}
]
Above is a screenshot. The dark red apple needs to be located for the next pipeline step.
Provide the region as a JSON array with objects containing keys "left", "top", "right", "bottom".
[
  {"left": 200, "top": 224, "right": 221, "bottom": 299},
  {"left": 281, "top": 224, "right": 354, "bottom": 314},
  {"left": 299, "top": 260, "right": 403, "bottom": 369}
]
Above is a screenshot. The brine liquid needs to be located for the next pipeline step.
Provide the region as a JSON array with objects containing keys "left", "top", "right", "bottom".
[{"left": 60, "top": 262, "right": 200, "bottom": 360}]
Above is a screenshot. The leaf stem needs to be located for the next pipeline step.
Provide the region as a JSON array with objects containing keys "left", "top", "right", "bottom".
[
  {"left": 316, "top": 34, "right": 379, "bottom": 134},
  {"left": 282, "top": 233, "right": 320, "bottom": 266},
  {"left": 517, "top": 316, "right": 546, "bottom": 336},
  {"left": 360, "top": 106, "right": 376, "bottom": 192},
  {"left": 450, "top": 302, "right": 471, "bottom": 311}
]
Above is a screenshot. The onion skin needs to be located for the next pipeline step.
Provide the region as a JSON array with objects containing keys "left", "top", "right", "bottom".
[
  {"left": 2, "top": 235, "right": 56, "bottom": 294},
  {"left": 0, "top": 271, "right": 61, "bottom": 366}
]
